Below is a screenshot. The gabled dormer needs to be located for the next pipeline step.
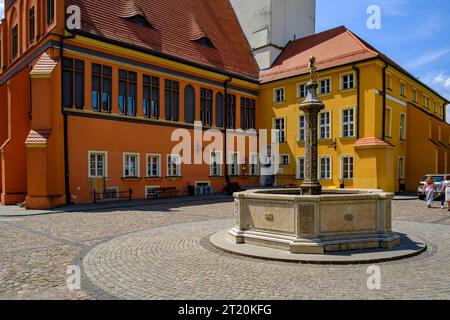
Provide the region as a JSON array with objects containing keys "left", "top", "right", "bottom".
[
  {"left": 120, "top": 0, "right": 154, "bottom": 29},
  {"left": 189, "top": 15, "right": 214, "bottom": 48}
]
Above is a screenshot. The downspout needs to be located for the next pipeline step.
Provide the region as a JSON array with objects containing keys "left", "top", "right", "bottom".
[
  {"left": 352, "top": 63, "right": 360, "bottom": 139},
  {"left": 223, "top": 75, "right": 232, "bottom": 186},
  {"left": 60, "top": 31, "right": 76, "bottom": 205},
  {"left": 382, "top": 63, "right": 388, "bottom": 141}
]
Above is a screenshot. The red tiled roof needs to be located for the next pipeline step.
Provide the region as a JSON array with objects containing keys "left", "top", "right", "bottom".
[
  {"left": 66, "top": 0, "right": 259, "bottom": 81},
  {"left": 260, "top": 26, "right": 400, "bottom": 83},
  {"left": 25, "top": 129, "right": 52, "bottom": 145},
  {"left": 30, "top": 52, "right": 58, "bottom": 76},
  {"left": 354, "top": 137, "right": 393, "bottom": 149}
]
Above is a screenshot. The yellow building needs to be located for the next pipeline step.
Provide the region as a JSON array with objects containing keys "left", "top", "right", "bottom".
[{"left": 259, "top": 26, "right": 449, "bottom": 193}]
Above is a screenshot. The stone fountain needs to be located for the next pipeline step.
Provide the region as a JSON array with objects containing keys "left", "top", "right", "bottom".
[{"left": 211, "top": 57, "right": 406, "bottom": 258}]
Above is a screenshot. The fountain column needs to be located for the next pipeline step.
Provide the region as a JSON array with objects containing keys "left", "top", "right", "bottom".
[{"left": 300, "top": 57, "right": 325, "bottom": 196}]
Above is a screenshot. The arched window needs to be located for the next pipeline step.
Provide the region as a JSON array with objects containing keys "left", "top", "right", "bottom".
[
  {"left": 184, "top": 85, "right": 196, "bottom": 124},
  {"left": 47, "top": 0, "right": 55, "bottom": 25},
  {"left": 215, "top": 92, "right": 224, "bottom": 128}
]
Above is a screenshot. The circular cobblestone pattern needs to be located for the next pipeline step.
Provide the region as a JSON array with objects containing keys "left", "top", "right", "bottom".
[{"left": 82, "top": 218, "right": 450, "bottom": 300}]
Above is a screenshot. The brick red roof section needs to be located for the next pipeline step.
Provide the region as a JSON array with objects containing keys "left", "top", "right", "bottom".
[
  {"left": 25, "top": 130, "right": 52, "bottom": 145},
  {"left": 66, "top": 0, "right": 259, "bottom": 81},
  {"left": 354, "top": 137, "right": 393, "bottom": 148},
  {"left": 260, "top": 26, "right": 382, "bottom": 83},
  {"left": 30, "top": 53, "right": 58, "bottom": 75}
]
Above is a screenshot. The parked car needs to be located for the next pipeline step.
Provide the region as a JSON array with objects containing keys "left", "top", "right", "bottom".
[{"left": 418, "top": 174, "right": 449, "bottom": 200}]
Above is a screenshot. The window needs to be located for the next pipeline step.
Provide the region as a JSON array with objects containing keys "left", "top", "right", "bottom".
[
  {"left": 319, "top": 157, "right": 332, "bottom": 180},
  {"left": 398, "top": 157, "right": 405, "bottom": 179},
  {"left": 320, "top": 79, "right": 331, "bottom": 95},
  {"left": 386, "top": 107, "right": 392, "bottom": 138},
  {"left": 11, "top": 25, "right": 18, "bottom": 59},
  {"left": 165, "top": 80, "right": 180, "bottom": 121},
  {"left": 124, "top": 15, "right": 153, "bottom": 28},
  {"left": 119, "top": 69, "right": 137, "bottom": 116},
  {"left": 201, "top": 88, "right": 213, "bottom": 126},
  {"left": 297, "top": 157, "right": 305, "bottom": 180},
  {"left": 225, "top": 94, "right": 236, "bottom": 129},
  {"left": 146, "top": 154, "right": 161, "bottom": 178},
  {"left": 194, "top": 37, "right": 214, "bottom": 48},
  {"left": 298, "top": 115, "right": 305, "bottom": 142},
  {"left": 47, "top": 0, "right": 55, "bottom": 25},
  {"left": 215, "top": 93, "right": 224, "bottom": 127},
  {"left": 240, "top": 97, "right": 256, "bottom": 130},
  {"left": 320, "top": 111, "right": 331, "bottom": 140},
  {"left": 280, "top": 154, "right": 290, "bottom": 166},
  {"left": 89, "top": 152, "right": 107, "bottom": 178},
  {"left": 184, "top": 85, "right": 196, "bottom": 123},
  {"left": 229, "top": 152, "right": 240, "bottom": 176},
  {"left": 341, "top": 73, "right": 354, "bottom": 90},
  {"left": 274, "top": 88, "right": 285, "bottom": 103},
  {"left": 298, "top": 84, "right": 307, "bottom": 99},
  {"left": 143, "top": 75, "right": 160, "bottom": 119},
  {"left": 29, "top": 7, "right": 35, "bottom": 44},
  {"left": 145, "top": 186, "right": 160, "bottom": 199},
  {"left": 399, "top": 113, "right": 406, "bottom": 140},
  {"left": 123, "top": 153, "right": 140, "bottom": 178},
  {"left": 434, "top": 101, "right": 437, "bottom": 113},
  {"left": 342, "top": 109, "right": 355, "bottom": 138},
  {"left": 167, "top": 154, "right": 181, "bottom": 177},
  {"left": 273, "top": 118, "right": 286, "bottom": 143},
  {"left": 386, "top": 74, "right": 392, "bottom": 90},
  {"left": 250, "top": 153, "right": 259, "bottom": 176},
  {"left": 210, "top": 150, "right": 222, "bottom": 177},
  {"left": 412, "top": 89, "right": 417, "bottom": 103},
  {"left": 62, "top": 58, "right": 85, "bottom": 109},
  {"left": 92, "top": 64, "right": 112, "bottom": 112},
  {"left": 400, "top": 82, "right": 406, "bottom": 97},
  {"left": 423, "top": 96, "right": 430, "bottom": 109},
  {"left": 341, "top": 156, "right": 354, "bottom": 180}
]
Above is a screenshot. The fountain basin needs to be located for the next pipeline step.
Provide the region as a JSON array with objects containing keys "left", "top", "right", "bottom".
[{"left": 229, "top": 189, "right": 400, "bottom": 254}]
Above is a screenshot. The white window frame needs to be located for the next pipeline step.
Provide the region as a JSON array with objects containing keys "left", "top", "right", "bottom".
[
  {"left": 167, "top": 154, "right": 181, "bottom": 177},
  {"left": 88, "top": 151, "right": 108, "bottom": 178},
  {"left": 210, "top": 150, "right": 223, "bottom": 177},
  {"left": 412, "top": 88, "right": 417, "bottom": 103},
  {"left": 123, "top": 153, "right": 140, "bottom": 178},
  {"left": 296, "top": 157, "right": 305, "bottom": 180},
  {"left": 273, "top": 87, "right": 285, "bottom": 103},
  {"left": 280, "top": 154, "right": 290, "bottom": 166},
  {"left": 229, "top": 152, "right": 240, "bottom": 176},
  {"left": 320, "top": 78, "right": 331, "bottom": 95},
  {"left": 340, "top": 72, "right": 355, "bottom": 90},
  {"left": 319, "top": 156, "right": 332, "bottom": 180},
  {"left": 399, "top": 113, "right": 406, "bottom": 141},
  {"left": 386, "top": 106, "right": 393, "bottom": 138},
  {"left": 386, "top": 72, "right": 393, "bottom": 90},
  {"left": 319, "top": 110, "right": 331, "bottom": 140},
  {"left": 341, "top": 108, "right": 356, "bottom": 138},
  {"left": 400, "top": 81, "right": 406, "bottom": 97},
  {"left": 423, "top": 95, "right": 430, "bottom": 109},
  {"left": 298, "top": 115, "right": 305, "bottom": 142},
  {"left": 146, "top": 153, "right": 161, "bottom": 178},
  {"left": 249, "top": 153, "right": 260, "bottom": 176},
  {"left": 340, "top": 155, "right": 354, "bottom": 180},
  {"left": 273, "top": 117, "right": 286, "bottom": 143},
  {"left": 398, "top": 157, "right": 405, "bottom": 179},
  {"left": 297, "top": 83, "right": 307, "bottom": 99}
]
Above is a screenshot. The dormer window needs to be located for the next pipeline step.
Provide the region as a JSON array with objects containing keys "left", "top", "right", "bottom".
[
  {"left": 194, "top": 37, "right": 214, "bottom": 48},
  {"left": 124, "top": 15, "right": 153, "bottom": 28},
  {"left": 120, "top": 0, "right": 154, "bottom": 29},
  {"left": 189, "top": 15, "right": 214, "bottom": 48}
]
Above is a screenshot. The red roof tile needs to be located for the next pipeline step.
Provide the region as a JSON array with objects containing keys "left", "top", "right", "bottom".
[
  {"left": 354, "top": 137, "right": 393, "bottom": 149},
  {"left": 66, "top": 0, "right": 259, "bottom": 81},
  {"left": 25, "top": 129, "right": 52, "bottom": 145},
  {"left": 30, "top": 52, "right": 58, "bottom": 76}
]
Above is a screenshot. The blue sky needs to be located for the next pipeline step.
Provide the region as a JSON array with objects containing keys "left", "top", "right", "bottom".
[{"left": 317, "top": 0, "right": 450, "bottom": 116}]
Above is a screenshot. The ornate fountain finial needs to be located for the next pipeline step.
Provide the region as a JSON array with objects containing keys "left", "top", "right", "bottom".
[{"left": 308, "top": 56, "right": 318, "bottom": 82}]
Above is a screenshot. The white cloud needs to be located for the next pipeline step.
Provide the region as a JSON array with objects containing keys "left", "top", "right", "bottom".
[
  {"left": 0, "top": 0, "right": 4, "bottom": 20},
  {"left": 431, "top": 73, "right": 450, "bottom": 99},
  {"left": 406, "top": 49, "right": 450, "bottom": 70}
]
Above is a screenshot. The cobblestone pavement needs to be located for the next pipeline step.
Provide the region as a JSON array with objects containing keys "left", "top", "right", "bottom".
[{"left": 1, "top": 198, "right": 450, "bottom": 300}]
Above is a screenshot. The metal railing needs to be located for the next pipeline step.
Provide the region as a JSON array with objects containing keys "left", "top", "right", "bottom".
[{"left": 93, "top": 188, "right": 133, "bottom": 204}]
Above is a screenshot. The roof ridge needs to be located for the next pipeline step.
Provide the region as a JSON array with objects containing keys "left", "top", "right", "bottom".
[{"left": 344, "top": 28, "right": 381, "bottom": 56}]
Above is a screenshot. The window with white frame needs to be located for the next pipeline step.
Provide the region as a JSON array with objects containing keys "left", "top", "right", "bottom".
[
  {"left": 280, "top": 154, "right": 290, "bottom": 166},
  {"left": 319, "top": 156, "right": 332, "bottom": 180},
  {"left": 210, "top": 150, "right": 222, "bottom": 177},
  {"left": 273, "top": 118, "right": 286, "bottom": 143},
  {"left": 386, "top": 107, "right": 392, "bottom": 138},
  {"left": 298, "top": 115, "right": 305, "bottom": 142},
  {"left": 341, "top": 73, "right": 354, "bottom": 90},
  {"left": 89, "top": 152, "right": 107, "bottom": 177},
  {"left": 297, "top": 157, "right": 305, "bottom": 180},
  {"left": 298, "top": 83, "right": 307, "bottom": 99},
  {"left": 434, "top": 101, "right": 437, "bottom": 113},
  {"left": 146, "top": 154, "right": 161, "bottom": 178},
  {"left": 399, "top": 113, "right": 406, "bottom": 140},
  {"left": 229, "top": 152, "right": 240, "bottom": 176},
  {"left": 341, "top": 156, "right": 354, "bottom": 180},
  {"left": 320, "top": 79, "right": 331, "bottom": 95},
  {"left": 412, "top": 89, "right": 417, "bottom": 103},
  {"left": 342, "top": 108, "right": 355, "bottom": 137},
  {"left": 398, "top": 157, "right": 405, "bottom": 179},
  {"left": 167, "top": 154, "right": 181, "bottom": 177},
  {"left": 123, "top": 153, "right": 139, "bottom": 178},
  {"left": 386, "top": 74, "right": 392, "bottom": 90},
  {"left": 250, "top": 153, "right": 260, "bottom": 176},
  {"left": 400, "top": 82, "right": 406, "bottom": 97},
  {"left": 423, "top": 95, "right": 430, "bottom": 109},
  {"left": 320, "top": 111, "right": 331, "bottom": 140},
  {"left": 274, "top": 88, "right": 285, "bottom": 103}
]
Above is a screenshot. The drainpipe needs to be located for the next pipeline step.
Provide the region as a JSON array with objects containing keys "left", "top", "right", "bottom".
[
  {"left": 352, "top": 63, "right": 360, "bottom": 139},
  {"left": 382, "top": 63, "right": 388, "bottom": 141},
  {"left": 60, "top": 31, "right": 76, "bottom": 205},
  {"left": 223, "top": 75, "right": 232, "bottom": 186}
]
